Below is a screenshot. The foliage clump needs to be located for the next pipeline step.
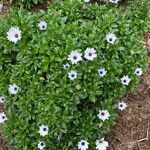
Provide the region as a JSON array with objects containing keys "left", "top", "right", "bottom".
[
  {"left": 0, "top": 0, "right": 149, "bottom": 149},
  {"left": 7, "top": 0, "right": 44, "bottom": 9}
]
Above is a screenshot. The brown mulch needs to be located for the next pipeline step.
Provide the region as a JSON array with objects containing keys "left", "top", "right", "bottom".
[
  {"left": 0, "top": 2, "right": 9, "bottom": 18},
  {"left": 107, "top": 32, "right": 150, "bottom": 150},
  {"left": 29, "top": 0, "right": 50, "bottom": 12}
]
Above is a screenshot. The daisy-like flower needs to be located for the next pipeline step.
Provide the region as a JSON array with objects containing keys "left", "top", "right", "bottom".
[
  {"left": 106, "top": 33, "right": 117, "bottom": 44},
  {"left": 0, "top": 96, "right": 5, "bottom": 104},
  {"left": 121, "top": 75, "right": 131, "bottom": 85},
  {"left": 68, "top": 70, "right": 77, "bottom": 80},
  {"left": 84, "top": 48, "right": 97, "bottom": 61},
  {"left": 38, "top": 141, "right": 46, "bottom": 150},
  {"left": 63, "top": 63, "right": 70, "bottom": 69},
  {"left": 78, "top": 140, "right": 89, "bottom": 150},
  {"left": 0, "top": 112, "right": 7, "bottom": 124},
  {"left": 134, "top": 68, "right": 143, "bottom": 76},
  {"left": 8, "top": 84, "right": 19, "bottom": 95},
  {"left": 38, "top": 21, "right": 47, "bottom": 30},
  {"left": 7, "top": 26, "right": 21, "bottom": 43},
  {"left": 97, "top": 110, "right": 110, "bottom": 122},
  {"left": 109, "top": 0, "right": 120, "bottom": 4},
  {"left": 39, "top": 125, "right": 49, "bottom": 137},
  {"left": 98, "top": 68, "right": 107, "bottom": 77},
  {"left": 96, "top": 138, "right": 108, "bottom": 150},
  {"left": 0, "top": 3, "right": 3, "bottom": 12},
  {"left": 118, "top": 101, "right": 127, "bottom": 111},
  {"left": 68, "top": 51, "right": 82, "bottom": 64},
  {"left": 84, "top": 0, "right": 90, "bottom": 3}
]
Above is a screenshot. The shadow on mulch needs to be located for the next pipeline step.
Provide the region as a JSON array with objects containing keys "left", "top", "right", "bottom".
[
  {"left": 29, "top": 0, "right": 50, "bottom": 12},
  {"left": 107, "top": 32, "right": 150, "bottom": 150}
]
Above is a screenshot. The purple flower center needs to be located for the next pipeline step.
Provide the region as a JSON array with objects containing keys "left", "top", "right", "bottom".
[
  {"left": 73, "top": 56, "right": 77, "bottom": 60},
  {"left": 71, "top": 74, "right": 75, "bottom": 77},
  {"left": 99, "top": 140, "right": 103, "bottom": 143},
  {"left": 15, "top": 34, "right": 19, "bottom": 38},
  {"left": 41, "top": 142, "right": 44, "bottom": 146},
  {"left": 109, "top": 38, "right": 112, "bottom": 41},
  {"left": 81, "top": 142, "right": 85, "bottom": 145},
  {"left": 14, "top": 87, "right": 17, "bottom": 91},
  {"left": 88, "top": 52, "right": 93, "bottom": 56},
  {"left": 100, "top": 71, "right": 103, "bottom": 74},
  {"left": 120, "top": 104, "right": 123, "bottom": 107},
  {"left": 43, "top": 128, "right": 47, "bottom": 131},
  {"left": 123, "top": 80, "right": 126, "bottom": 83},
  {"left": 101, "top": 112, "right": 105, "bottom": 116}
]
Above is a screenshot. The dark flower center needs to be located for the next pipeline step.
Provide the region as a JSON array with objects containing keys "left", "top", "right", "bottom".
[
  {"left": 43, "top": 128, "right": 47, "bottom": 131},
  {"left": 73, "top": 56, "right": 77, "bottom": 60},
  {"left": 109, "top": 38, "right": 112, "bottom": 41},
  {"left": 1, "top": 98, "right": 4, "bottom": 101},
  {"left": 99, "top": 140, "right": 103, "bottom": 143},
  {"left": 123, "top": 80, "right": 126, "bottom": 83},
  {"left": 101, "top": 112, "right": 105, "bottom": 116},
  {"left": 14, "top": 87, "right": 17, "bottom": 91},
  {"left": 136, "top": 71, "right": 139, "bottom": 74},
  {"left": 2, "top": 116, "right": 5, "bottom": 119},
  {"left": 42, "top": 25, "right": 45, "bottom": 29},
  {"left": 71, "top": 74, "right": 75, "bottom": 77},
  {"left": 120, "top": 104, "right": 123, "bottom": 107},
  {"left": 88, "top": 52, "right": 92, "bottom": 56},
  {"left": 41, "top": 142, "right": 44, "bottom": 146},
  {"left": 100, "top": 71, "right": 103, "bottom": 74},
  {"left": 15, "top": 34, "right": 19, "bottom": 38},
  {"left": 81, "top": 142, "right": 85, "bottom": 145}
]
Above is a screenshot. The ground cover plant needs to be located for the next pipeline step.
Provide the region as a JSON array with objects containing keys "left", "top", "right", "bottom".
[
  {"left": 6, "top": 0, "right": 45, "bottom": 9},
  {"left": 0, "top": 0, "right": 150, "bottom": 149}
]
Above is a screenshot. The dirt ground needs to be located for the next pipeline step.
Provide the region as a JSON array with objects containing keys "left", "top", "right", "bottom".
[{"left": 0, "top": 1, "right": 150, "bottom": 150}]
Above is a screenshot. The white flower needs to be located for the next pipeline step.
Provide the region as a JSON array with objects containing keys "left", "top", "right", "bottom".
[
  {"left": 118, "top": 101, "right": 127, "bottom": 111},
  {"left": 97, "top": 110, "right": 110, "bottom": 122},
  {"left": 68, "top": 51, "right": 82, "bottom": 64},
  {"left": 8, "top": 84, "right": 19, "bottom": 95},
  {"left": 0, "top": 96, "right": 5, "bottom": 103},
  {"left": 106, "top": 33, "right": 117, "bottom": 44},
  {"left": 109, "top": 0, "right": 120, "bottom": 4},
  {"left": 98, "top": 68, "right": 107, "bottom": 77},
  {"left": 78, "top": 140, "right": 89, "bottom": 150},
  {"left": 38, "top": 141, "right": 46, "bottom": 150},
  {"left": 39, "top": 125, "right": 49, "bottom": 137},
  {"left": 68, "top": 70, "right": 77, "bottom": 80},
  {"left": 84, "top": 48, "right": 97, "bottom": 61},
  {"left": 38, "top": 21, "right": 47, "bottom": 30},
  {"left": 84, "top": 0, "right": 90, "bottom": 3},
  {"left": 0, "top": 112, "right": 7, "bottom": 124},
  {"left": 0, "top": 4, "right": 3, "bottom": 12},
  {"left": 121, "top": 75, "right": 131, "bottom": 85},
  {"left": 134, "top": 68, "right": 143, "bottom": 76},
  {"left": 96, "top": 138, "right": 108, "bottom": 150},
  {"left": 7, "top": 26, "right": 21, "bottom": 43},
  {"left": 63, "top": 63, "right": 70, "bottom": 69}
]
